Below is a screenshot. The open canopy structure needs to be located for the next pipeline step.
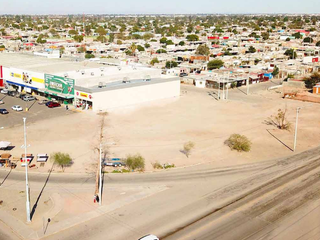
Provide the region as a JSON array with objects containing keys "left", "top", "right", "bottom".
[{"left": 0, "top": 141, "right": 11, "bottom": 149}]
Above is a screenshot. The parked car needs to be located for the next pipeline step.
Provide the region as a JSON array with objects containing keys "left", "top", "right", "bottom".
[
  {"left": 12, "top": 105, "right": 23, "bottom": 111},
  {"left": 0, "top": 109, "right": 8, "bottom": 114},
  {"left": 18, "top": 93, "right": 26, "bottom": 99},
  {"left": 0, "top": 89, "right": 8, "bottom": 94},
  {"left": 23, "top": 95, "right": 35, "bottom": 101},
  {"left": 45, "top": 101, "right": 54, "bottom": 106},
  {"left": 138, "top": 235, "right": 159, "bottom": 240},
  {"left": 179, "top": 72, "right": 188, "bottom": 77},
  {"left": 7, "top": 91, "right": 17, "bottom": 97},
  {"left": 47, "top": 102, "right": 61, "bottom": 108},
  {"left": 38, "top": 99, "right": 49, "bottom": 105}
]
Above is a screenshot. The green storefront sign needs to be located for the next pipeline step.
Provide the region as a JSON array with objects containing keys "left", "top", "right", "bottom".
[{"left": 44, "top": 74, "right": 75, "bottom": 95}]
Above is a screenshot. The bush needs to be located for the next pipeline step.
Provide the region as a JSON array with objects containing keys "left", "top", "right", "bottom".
[
  {"left": 152, "top": 161, "right": 164, "bottom": 169},
  {"left": 85, "top": 53, "right": 95, "bottom": 59},
  {"left": 183, "top": 141, "right": 195, "bottom": 157},
  {"left": 207, "top": 59, "right": 224, "bottom": 70},
  {"left": 125, "top": 154, "right": 145, "bottom": 171},
  {"left": 51, "top": 152, "right": 73, "bottom": 171},
  {"left": 225, "top": 134, "right": 251, "bottom": 152},
  {"left": 303, "top": 72, "right": 320, "bottom": 88},
  {"left": 164, "top": 163, "right": 175, "bottom": 169},
  {"left": 267, "top": 109, "right": 292, "bottom": 130}
]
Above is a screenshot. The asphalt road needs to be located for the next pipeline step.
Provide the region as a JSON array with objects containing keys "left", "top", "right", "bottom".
[
  {"left": 0, "top": 92, "right": 73, "bottom": 128},
  {"left": 1, "top": 146, "right": 320, "bottom": 240}
]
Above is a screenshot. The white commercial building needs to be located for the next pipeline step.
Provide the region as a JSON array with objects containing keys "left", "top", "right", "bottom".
[{"left": 0, "top": 53, "right": 180, "bottom": 111}]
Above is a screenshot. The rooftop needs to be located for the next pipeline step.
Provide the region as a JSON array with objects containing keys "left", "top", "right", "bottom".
[{"left": 75, "top": 77, "right": 180, "bottom": 93}]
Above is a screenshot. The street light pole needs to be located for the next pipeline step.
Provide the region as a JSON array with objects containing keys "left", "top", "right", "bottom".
[
  {"left": 23, "top": 118, "right": 31, "bottom": 222},
  {"left": 293, "top": 107, "right": 301, "bottom": 152}
]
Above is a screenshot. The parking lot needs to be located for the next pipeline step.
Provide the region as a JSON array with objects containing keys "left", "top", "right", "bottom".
[{"left": 0, "top": 92, "right": 75, "bottom": 128}]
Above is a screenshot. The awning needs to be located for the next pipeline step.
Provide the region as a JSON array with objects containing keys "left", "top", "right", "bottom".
[
  {"left": 38, "top": 89, "right": 74, "bottom": 99},
  {"left": 0, "top": 141, "right": 11, "bottom": 149},
  {"left": 6, "top": 81, "right": 38, "bottom": 90}
]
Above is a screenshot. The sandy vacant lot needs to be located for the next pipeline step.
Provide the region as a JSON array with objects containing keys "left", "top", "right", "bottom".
[{"left": 1, "top": 82, "right": 320, "bottom": 173}]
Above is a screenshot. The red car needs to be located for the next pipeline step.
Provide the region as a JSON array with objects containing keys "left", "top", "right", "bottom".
[{"left": 47, "top": 102, "right": 61, "bottom": 108}]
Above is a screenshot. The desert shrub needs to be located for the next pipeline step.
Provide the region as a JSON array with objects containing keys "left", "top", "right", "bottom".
[
  {"left": 225, "top": 134, "right": 251, "bottom": 152},
  {"left": 267, "top": 109, "right": 292, "bottom": 130},
  {"left": 164, "top": 163, "right": 175, "bottom": 169},
  {"left": 152, "top": 161, "right": 164, "bottom": 169},
  {"left": 125, "top": 154, "right": 145, "bottom": 171},
  {"left": 183, "top": 141, "right": 195, "bottom": 157},
  {"left": 51, "top": 152, "right": 73, "bottom": 171}
]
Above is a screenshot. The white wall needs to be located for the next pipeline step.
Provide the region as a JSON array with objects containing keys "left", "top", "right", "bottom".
[
  {"left": 92, "top": 80, "right": 180, "bottom": 111},
  {"left": 3, "top": 67, "right": 45, "bottom": 89}
]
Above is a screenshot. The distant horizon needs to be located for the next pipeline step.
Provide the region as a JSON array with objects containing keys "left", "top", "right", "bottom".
[{"left": 1, "top": 0, "right": 320, "bottom": 15}]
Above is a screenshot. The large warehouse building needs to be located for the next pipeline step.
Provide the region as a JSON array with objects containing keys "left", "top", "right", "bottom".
[{"left": 0, "top": 53, "right": 180, "bottom": 111}]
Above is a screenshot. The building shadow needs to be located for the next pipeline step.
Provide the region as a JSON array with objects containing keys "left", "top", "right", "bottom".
[
  {"left": 266, "top": 129, "right": 293, "bottom": 152},
  {"left": 0, "top": 168, "right": 12, "bottom": 186},
  {"left": 30, "top": 164, "right": 54, "bottom": 220}
]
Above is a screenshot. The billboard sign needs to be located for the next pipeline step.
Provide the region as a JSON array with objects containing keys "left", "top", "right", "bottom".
[
  {"left": 44, "top": 74, "right": 74, "bottom": 95},
  {"left": 6, "top": 67, "right": 45, "bottom": 89}
]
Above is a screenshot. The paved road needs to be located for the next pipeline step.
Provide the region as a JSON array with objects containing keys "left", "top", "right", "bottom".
[{"left": 1, "top": 146, "right": 320, "bottom": 240}]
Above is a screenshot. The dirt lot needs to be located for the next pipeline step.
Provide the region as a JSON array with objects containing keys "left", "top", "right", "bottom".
[{"left": 1, "top": 81, "right": 320, "bottom": 173}]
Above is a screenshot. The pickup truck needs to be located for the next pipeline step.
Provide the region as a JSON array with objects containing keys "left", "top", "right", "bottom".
[{"left": 104, "top": 161, "right": 125, "bottom": 167}]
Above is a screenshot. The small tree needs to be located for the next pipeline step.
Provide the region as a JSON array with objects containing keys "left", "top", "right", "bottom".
[
  {"left": 186, "top": 34, "right": 199, "bottom": 41},
  {"left": 303, "top": 37, "right": 313, "bottom": 43},
  {"left": 183, "top": 141, "right": 195, "bottom": 158},
  {"left": 166, "top": 61, "right": 178, "bottom": 69},
  {"left": 268, "top": 109, "right": 292, "bottom": 130},
  {"left": 51, "top": 152, "right": 73, "bottom": 172},
  {"left": 85, "top": 53, "right": 95, "bottom": 59},
  {"left": 178, "top": 41, "right": 185, "bottom": 46},
  {"left": 196, "top": 44, "right": 210, "bottom": 56},
  {"left": 248, "top": 46, "right": 256, "bottom": 53},
  {"left": 137, "top": 45, "right": 145, "bottom": 52},
  {"left": 272, "top": 66, "right": 279, "bottom": 78},
  {"left": 284, "top": 49, "right": 297, "bottom": 59},
  {"left": 125, "top": 154, "right": 145, "bottom": 171},
  {"left": 303, "top": 72, "right": 320, "bottom": 88},
  {"left": 150, "top": 58, "right": 159, "bottom": 66},
  {"left": 156, "top": 49, "right": 167, "bottom": 54},
  {"left": 316, "top": 41, "right": 320, "bottom": 47},
  {"left": 225, "top": 134, "right": 251, "bottom": 152},
  {"left": 207, "top": 59, "right": 224, "bottom": 70}
]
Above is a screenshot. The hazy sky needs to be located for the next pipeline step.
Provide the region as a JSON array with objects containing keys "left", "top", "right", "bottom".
[{"left": 1, "top": 0, "right": 320, "bottom": 15}]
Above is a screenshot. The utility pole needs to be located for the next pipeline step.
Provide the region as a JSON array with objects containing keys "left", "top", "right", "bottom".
[
  {"left": 23, "top": 118, "right": 31, "bottom": 223},
  {"left": 293, "top": 107, "right": 301, "bottom": 152}
]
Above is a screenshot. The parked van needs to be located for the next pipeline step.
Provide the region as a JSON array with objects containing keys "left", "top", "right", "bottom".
[{"left": 23, "top": 95, "right": 35, "bottom": 101}]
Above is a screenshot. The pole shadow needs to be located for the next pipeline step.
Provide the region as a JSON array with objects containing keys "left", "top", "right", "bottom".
[
  {"left": 207, "top": 91, "right": 219, "bottom": 101},
  {"left": 0, "top": 95, "right": 7, "bottom": 101},
  {"left": 236, "top": 87, "right": 247, "bottom": 95},
  {"left": 30, "top": 164, "right": 54, "bottom": 220},
  {"left": 266, "top": 129, "right": 293, "bottom": 152},
  {"left": 0, "top": 168, "right": 12, "bottom": 186},
  {"left": 27, "top": 100, "right": 37, "bottom": 111}
]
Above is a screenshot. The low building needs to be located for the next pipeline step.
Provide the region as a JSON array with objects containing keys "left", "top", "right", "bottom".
[{"left": 0, "top": 53, "right": 180, "bottom": 111}]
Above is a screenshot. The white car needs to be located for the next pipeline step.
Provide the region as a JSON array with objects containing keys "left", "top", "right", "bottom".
[
  {"left": 138, "top": 235, "right": 159, "bottom": 240},
  {"left": 12, "top": 105, "right": 23, "bottom": 111},
  {"left": 0, "top": 89, "right": 8, "bottom": 94}
]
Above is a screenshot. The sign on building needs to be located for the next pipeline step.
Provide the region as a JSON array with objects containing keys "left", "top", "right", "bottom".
[{"left": 44, "top": 74, "right": 75, "bottom": 95}]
